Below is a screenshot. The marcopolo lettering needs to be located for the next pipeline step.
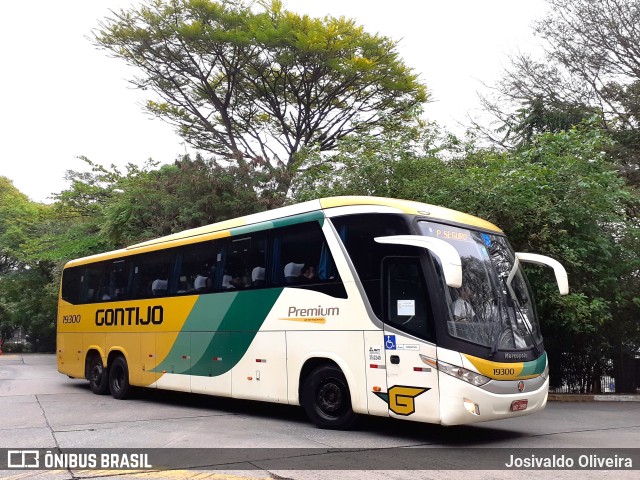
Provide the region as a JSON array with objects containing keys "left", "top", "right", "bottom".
[{"left": 95, "top": 306, "right": 164, "bottom": 326}]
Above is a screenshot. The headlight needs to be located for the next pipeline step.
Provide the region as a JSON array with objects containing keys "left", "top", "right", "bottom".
[
  {"left": 420, "top": 355, "right": 491, "bottom": 387},
  {"left": 540, "top": 362, "right": 550, "bottom": 380}
]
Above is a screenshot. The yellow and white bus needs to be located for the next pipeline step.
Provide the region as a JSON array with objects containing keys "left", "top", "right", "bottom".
[{"left": 57, "top": 196, "right": 568, "bottom": 428}]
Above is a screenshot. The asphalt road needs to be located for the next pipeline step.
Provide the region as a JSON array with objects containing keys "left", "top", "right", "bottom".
[{"left": 1, "top": 353, "right": 638, "bottom": 480}]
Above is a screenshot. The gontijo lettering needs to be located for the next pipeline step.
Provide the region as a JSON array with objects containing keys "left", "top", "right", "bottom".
[{"left": 95, "top": 306, "right": 163, "bottom": 326}]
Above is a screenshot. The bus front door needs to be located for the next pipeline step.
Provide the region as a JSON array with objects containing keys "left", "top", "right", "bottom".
[{"left": 382, "top": 257, "right": 441, "bottom": 424}]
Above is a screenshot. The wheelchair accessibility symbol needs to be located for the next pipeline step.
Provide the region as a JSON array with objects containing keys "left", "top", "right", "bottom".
[{"left": 385, "top": 335, "right": 396, "bottom": 350}]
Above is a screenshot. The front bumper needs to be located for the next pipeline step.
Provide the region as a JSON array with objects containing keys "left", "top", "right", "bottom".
[{"left": 439, "top": 372, "right": 549, "bottom": 425}]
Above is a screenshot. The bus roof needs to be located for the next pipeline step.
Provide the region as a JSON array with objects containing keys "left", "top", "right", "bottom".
[{"left": 64, "top": 196, "right": 502, "bottom": 267}]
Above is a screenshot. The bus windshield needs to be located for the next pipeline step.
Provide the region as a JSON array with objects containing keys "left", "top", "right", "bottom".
[{"left": 418, "top": 221, "right": 541, "bottom": 352}]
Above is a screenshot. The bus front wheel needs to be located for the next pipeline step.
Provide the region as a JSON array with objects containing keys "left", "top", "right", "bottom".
[
  {"left": 108, "top": 356, "right": 131, "bottom": 400},
  {"left": 301, "top": 364, "right": 358, "bottom": 430},
  {"left": 88, "top": 354, "right": 109, "bottom": 395}
]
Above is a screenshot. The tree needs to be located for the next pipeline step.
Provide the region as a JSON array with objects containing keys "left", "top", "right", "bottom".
[
  {"left": 0, "top": 177, "right": 44, "bottom": 272},
  {"left": 0, "top": 265, "right": 57, "bottom": 352},
  {"left": 292, "top": 113, "right": 439, "bottom": 200},
  {"left": 94, "top": 0, "right": 427, "bottom": 203},
  {"left": 101, "top": 154, "right": 265, "bottom": 245},
  {"left": 479, "top": 0, "right": 640, "bottom": 186},
  {"left": 55, "top": 154, "right": 269, "bottom": 246},
  {"left": 0, "top": 178, "right": 58, "bottom": 352}
]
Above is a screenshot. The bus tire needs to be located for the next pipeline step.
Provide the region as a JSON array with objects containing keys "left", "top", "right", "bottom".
[
  {"left": 108, "top": 356, "right": 131, "bottom": 400},
  {"left": 88, "top": 354, "right": 109, "bottom": 395},
  {"left": 301, "top": 364, "right": 358, "bottom": 430}
]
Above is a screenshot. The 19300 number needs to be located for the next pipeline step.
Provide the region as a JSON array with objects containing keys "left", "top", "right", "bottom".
[
  {"left": 62, "top": 315, "right": 81, "bottom": 324},
  {"left": 493, "top": 368, "right": 515, "bottom": 376}
]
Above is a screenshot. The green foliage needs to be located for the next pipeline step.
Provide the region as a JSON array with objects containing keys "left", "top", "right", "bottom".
[
  {"left": 478, "top": 0, "right": 640, "bottom": 389},
  {"left": 0, "top": 177, "right": 48, "bottom": 270},
  {"left": 293, "top": 113, "right": 446, "bottom": 200},
  {"left": 1, "top": 342, "right": 30, "bottom": 353},
  {"left": 101, "top": 155, "right": 265, "bottom": 245},
  {"left": 483, "top": 0, "right": 640, "bottom": 189},
  {"left": 0, "top": 265, "right": 57, "bottom": 352},
  {"left": 506, "top": 97, "right": 594, "bottom": 147},
  {"left": 0, "top": 180, "right": 59, "bottom": 351},
  {"left": 94, "top": 0, "right": 427, "bottom": 199}
]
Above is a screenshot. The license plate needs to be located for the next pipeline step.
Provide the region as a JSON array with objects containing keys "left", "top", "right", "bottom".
[{"left": 510, "top": 399, "right": 528, "bottom": 412}]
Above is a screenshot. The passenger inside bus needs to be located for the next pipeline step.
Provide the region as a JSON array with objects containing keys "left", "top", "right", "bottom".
[
  {"left": 152, "top": 277, "right": 168, "bottom": 296},
  {"left": 300, "top": 264, "right": 316, "bottom": 283},
  {"left": 452, "top": 287, "right": 475, "bottom": 322},
  {"left": 177, "top": 276, "right": 192, "bottom": 293},
  {"left": 194, "top": 269, "right": 210, "bottom": 292},
  {"left": 251, "top": 265, "right": 265, "bottom": 287},
  {"left": 284, "top": 261, "right": 305, "bottom": 284}
]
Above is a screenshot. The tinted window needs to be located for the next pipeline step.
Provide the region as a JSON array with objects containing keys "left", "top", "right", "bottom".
[
  {"left": 131, "top": 251, "right": 173, "bottom": 299},
  {"left": 271, "top": 222, "right": 339, "bottom": 286},
  {"left": 175, "top": 240, "right": 222, "bottom": 294},
  {"left": 62, "top": 220, "right": 349, "bottom": 304},
  {"left": 83, "top": 264, "right": 103, "bottom": 303},
  {"left": 99, "top": 259, "right": 130, "bottom": 301},
  {"left": 269, "top": 221, "right": 345, "bottom": 298},
  {"left": 384, "top": 257, "right": 434, "bottom": 341},
  {"left": 331, "top": 214, "right": 412, "bottom": 316},
  {"left": 223, "top": 233, "right": 268, "bottom": 289},
  {"left": 61, "top": 267, "right": 82, "bottom": 304}
]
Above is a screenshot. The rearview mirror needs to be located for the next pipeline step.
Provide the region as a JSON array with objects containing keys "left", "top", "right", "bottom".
[
  {"left": 374, "top": 235, "right": 463, "bottom": 288},
  {"left": 514, "top": 252, "right": 569, "bottom": 295}
]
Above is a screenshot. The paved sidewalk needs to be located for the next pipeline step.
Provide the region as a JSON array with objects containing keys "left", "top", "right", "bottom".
[{"left": 549, "top": 393, "right": 640, "bottom": 402}]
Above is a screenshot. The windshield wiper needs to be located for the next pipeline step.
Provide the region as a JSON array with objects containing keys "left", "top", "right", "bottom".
[
  {"left": 504, "top": 270, "right": 541, "bottom": 357},
  {"left": 488, "top": 297, "right": 509, "bottom": 357}
]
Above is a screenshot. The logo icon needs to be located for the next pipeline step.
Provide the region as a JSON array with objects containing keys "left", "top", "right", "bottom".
[
  {"left": 8, "top": 450, "right": 40, "bottom": 468},
  {"left": 384, "top": 335, "right": 396, "bottom": 350},
  {"left": 517, "top": 380, "right": 525, "bottom": 392},
  {"left": 374, "top": 385, "right": 429, "bottom": 416}
]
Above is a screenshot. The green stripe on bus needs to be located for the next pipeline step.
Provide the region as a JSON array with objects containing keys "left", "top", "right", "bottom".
[
  {"left": 520, "top": 352, "right": 547, "bottom": 377},
  {"left": 152, "top": 288, "right": 284, "bottom": 377},
  {"left": 229, "top": 211, "right": 325, "bottom": 236}
]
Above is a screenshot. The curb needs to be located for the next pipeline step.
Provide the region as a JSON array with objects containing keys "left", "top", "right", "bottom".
[{"left": 549, "top": 393, "right": 640, "bottom": 402}]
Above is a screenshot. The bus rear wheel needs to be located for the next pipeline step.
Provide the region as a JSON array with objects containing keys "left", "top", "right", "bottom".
[
  {"left": 88, "top": 355, "right": 109, "bottom": 395},
  {"left": 302, "top": 364, "right": 358, "bottom": 430},
  {"left": 108, "top": 356, "right": 131, "bottom": 400}
]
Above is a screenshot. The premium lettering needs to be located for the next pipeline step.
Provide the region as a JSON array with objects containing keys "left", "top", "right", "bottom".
[{"left": 287, "top": 305, "right": 339, "bottom": 317}]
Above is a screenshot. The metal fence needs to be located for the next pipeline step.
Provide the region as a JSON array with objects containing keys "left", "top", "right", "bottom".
[
  {"left": 548, "top": 374, "right": 617, "bottom": 394},
  {"left": 547, "top": 355, "right": 640, "bottom": 394}
]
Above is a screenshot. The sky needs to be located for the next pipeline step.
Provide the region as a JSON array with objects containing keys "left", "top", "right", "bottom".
[{"left": 0, "top": 0, "right": 549, "bottom": 203}]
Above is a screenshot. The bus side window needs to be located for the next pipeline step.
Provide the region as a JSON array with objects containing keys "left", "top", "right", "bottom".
[
  {"left": 222, "top": 233, "right": 268, "bottom": 290},
  {"left": 383, "top": 257, "right": 434, "bottom": 342},
  {"left": 83, "top": 263, "right": 103, "bottom": 303},
  {"left": 112, "top": 260, "right": 130, "bottom": 300},
  {"left": 130, "top": 252, "right": 172, "bottom": 300},
  {"left": 62, "top": 264, "right": 104, "bottom": 305},
  {"left": 270, "top": 221, "right": 344, "bottom": 297},
  {"left": 175, "top": 240, "right": 222, "bottom": 294},
  {"left": 61, "top": 267, "right": 82, "bottom": 304},
  {"left": 98, "top": 260, "right": 129, "bottom": 301},
  {"left": 331, "top": 214, "right": 413, "bottom": 318}
]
